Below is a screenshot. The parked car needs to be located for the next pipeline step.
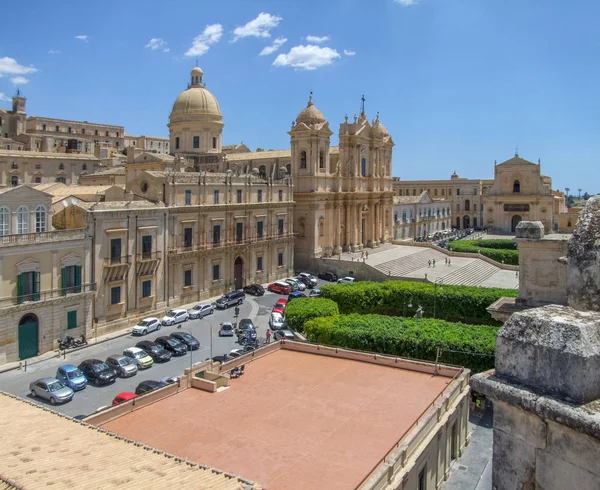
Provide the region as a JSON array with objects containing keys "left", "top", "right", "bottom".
[
  {"left": 105, "top": 355, "right": 138, "bottom": 378},
  {"left": 215, "top": 290, "right": 245, "bottom": 309},
  {"left": 273, "top": 298, "right": 288, "bottom": 314},
  {"left": 155, "top": 336, "right": 188, "bottom": 356},
  {"left": 273, "top": 329, "right": 295, "bottom": 341},
  {"left": 135, "top": 341, "right": 172, "bottom": 363},
  {"left": 211, "top": 354, "right": 234, "bottom": 364},
  {"left": 160, "top": 376, "right": 179, "bottom": 385},
  {"left": 337, "top": 276, "right": 356, "bottom": 284},
  {"left": 269, "top": 312, "right": 286, "bottom": 330},
  {"left": 243, "top": 283, "right": 265, "bottom": 296},
  {"left": 77, "top": 359, "right": 118, "bottom": 386},
  {"left": 237, "top": 323, "right": 257, "bottom": 343},
  {"left": 29, "top": 377, "right": 74, "bottom": 405},
  {"left": 268, "top": 281, "right": 292, "bottom": 294},
  {"left": 285, "top": 278, "right": 306, "bottom": 291},
  {"left": 131, "top": 317, "right": 161, "bottom": 336},
  {"left": 228, "top": 349, "right": 243, "bottom": 358},
  {"left": 297, "top": 272, "right": 318, "bottom": 288},
  {"left": 112, "top": 392, "right": 137, "bottom": 406},
  {"left": 219, "top": 322, "right": 235, "bottom": 337},
  {"left": 318, "top": 271, "right": 338, "bottom": 282},
  {"left": 123, "top": 347, "right": 154, "bottom": 369},
  {"left": 309, "top": 288, "right": 321, "bottom": 298},
  {"left": 135, "top": 380, "right": 168, "bottom": 396},
  {"left": 55, "top": 364, "right": 87, "bottom": 391},
  {"left": 188, "top": 303, "right": 214, "bottom": 319},
  {"left": 170, "top": 332, "right": 200, "bottom": 350},
  {"left": 236, "top": 318, "right": 255, "bottom": 335},
  {"left": 288, "top": 291, "right": 307, "bottom": 302},
  {"left": 162, "top": 309, "right": 189, "bottom": 326}
]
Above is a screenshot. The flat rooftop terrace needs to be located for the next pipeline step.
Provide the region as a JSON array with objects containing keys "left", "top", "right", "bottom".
[{"left": 101, "top": 348, "right": 455, "bottom": 489}]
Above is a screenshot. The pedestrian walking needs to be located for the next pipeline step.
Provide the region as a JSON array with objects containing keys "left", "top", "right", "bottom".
[
  {"left": 432, "top": 258, "right": 436, "bottom": 268},
  {"left": 444, "top": 257, "right": 448, "bottom": 266},
  {"left": 361, "top": 251, "right": 365, "bottom": 259},
  {"left": 448, "top": 258, "right": 451, "bottom": 266},
  {"left": 266, "top": 329, "right": 271, "bottom": 344},
  {"left": 515, "top": 270, "right": 519, "bottom": 278},
  {"left": 365, "top": 251, "right": 369, "bottom": 259},
  {"left": 428, "top": 259, "right": 431, "bottom": 268}
]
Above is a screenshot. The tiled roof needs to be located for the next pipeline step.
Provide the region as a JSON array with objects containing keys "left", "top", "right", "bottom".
[
  {"left": 0, "top": 392, "right": 256, "bottom": 489},
  {"left": 394, "top": 195, "right": 421, "bottom": 204},
  {"left": 225, "top": 146, "right": 339, "bottom": 161},
  {"left": 0, "top": 149, "right": 98, "bottom": 160}
]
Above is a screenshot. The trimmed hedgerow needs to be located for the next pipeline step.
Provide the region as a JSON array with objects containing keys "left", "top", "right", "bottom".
[
  {"left": 284, "top": 298, "right": 339, "bottom": 333},
  {"left": 448, "top": 239, "right": 519, "bottom": 265},
  {"left": 304, "top": 313, "right": 497, "bottom": 373},
  {"left": 319, "top": 280, "right": 516, "bottom": 326}
]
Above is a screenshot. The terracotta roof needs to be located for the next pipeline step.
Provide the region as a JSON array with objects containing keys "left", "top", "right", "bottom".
[
  {"left": 0, "top": 149, "right": 98, "bottom": 160},
  {"left": 0, "top": 392, "right": 257, "bottom": 489}
]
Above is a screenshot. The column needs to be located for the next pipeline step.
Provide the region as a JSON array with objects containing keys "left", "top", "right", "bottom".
[
  {"left": 344, "top": 203, "right": 350, "bottom": 251},
  {"left": 51, "top": 250, "right": 58, "bottom": 292}
]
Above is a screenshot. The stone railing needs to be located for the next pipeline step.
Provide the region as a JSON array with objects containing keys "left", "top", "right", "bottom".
[
  {"left": 0, "top": 283, "right": 96, "bottom": 309},
  {"left": 0, "top": 228, "right": 87, "bottom": 247}
]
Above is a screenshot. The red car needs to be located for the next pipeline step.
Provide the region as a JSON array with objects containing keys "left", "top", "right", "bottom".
[
  {"left": 112, "top": 392, "right": 138, "bottom": 406},
  {"left": 273, "top": 298, "right": 288, "bottom": 314},
  {"left": 267, "top": 281, "right": 292, "bottom": 295}
]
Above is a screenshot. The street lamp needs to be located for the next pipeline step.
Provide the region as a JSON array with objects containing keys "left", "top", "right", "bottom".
[
  {"left": 433, "top": 278, "right": 443, "bottom": 319},
  {"left": 403, "top": 291, "right": 414, "bottom": 317}
]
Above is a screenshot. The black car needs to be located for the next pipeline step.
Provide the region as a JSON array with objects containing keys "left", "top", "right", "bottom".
[
  {"left": 169, "top": 332, "right": 200, "bottom": 350},
  {"left": 243, "top": 284, "right": 265, "bottom": 296},
  {"left": 211, "top": 354, "right": 234, "bottom": 364},
  {"left": 237, "top": 319, "right": 257, "bottom": 341},
  {"left": 215, "top": 290, "right": 246, "bottom": 309},
  {"left": 237, "top": 318, "right": 255, "bottom": 333},
  {"left": 318, "top": 271, "right": 338, "bottom": 282},
  {"left": 135, "top": 380, "right": 168, "bottom": 396},
  {"left": 77, "top": 359, "right": 118, "bottom": 386},
  {"left": 155, "top": 336, "right": 188, "bottom": 356},
  {"left": 135, "top": 341, "right": 172, "bottom": 362}
]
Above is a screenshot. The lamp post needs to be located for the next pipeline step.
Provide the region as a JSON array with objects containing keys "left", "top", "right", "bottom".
[
  {"left": 404, "top": 291, "right": 414, "bottom": 317},
  {"left": 433, "top": 278, "right": 443, "bottom": 319}
]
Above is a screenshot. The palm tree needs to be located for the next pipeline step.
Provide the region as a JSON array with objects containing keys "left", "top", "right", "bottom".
[
  {"left": 578, "top": 188, "right": 582, "bottom": 199},
  {"left": 565, "top": 187, "right": 570, "bottom": 198}
]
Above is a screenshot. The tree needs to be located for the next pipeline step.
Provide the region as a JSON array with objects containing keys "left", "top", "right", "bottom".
[
  {"left": 583, "top": 192, "right": 591, "bottom": 200},
  {"left": 565, "top": 187, "right": 570, "bottom": 197},
  {"left": 578, "top": 188, "right": 582, "bottom": 199}
]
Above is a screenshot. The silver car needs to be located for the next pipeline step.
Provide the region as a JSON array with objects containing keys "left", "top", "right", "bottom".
[
  {"left": 106, "top": 355, "right": 138, "bottom": 378},
  {"left": 286, "top": 278, "right": 306, "bottom": 291},
  {"left": 188, "top": 303, "right": 214, "bottom": 319},
  {"left": 29, "top": 377, "right": 74, "bottom": 405}
]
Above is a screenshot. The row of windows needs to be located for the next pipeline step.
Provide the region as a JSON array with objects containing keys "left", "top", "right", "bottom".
[
  {"left": 180, "top": 219, "right": 285, "bottom": 247},
  {"left": 9, "top": 162, "right": 86, "bottom": 171},
  {"left": 456, "top": 202, "right": 484, "bottom": 212},
  {"left": 183, "top": 188, "right": 284, "bottom": 205},
  {"left": 110, "top": 279, "right": 153, "bottom": 305},
  {"left": 41, "top": 124, "right": 120, "bottom": 138},
  {"left": 0, "top": 205, "right": 46, "bottom": 235},
  {"left": 10, "top": 176, "right": 66, "bottom": 186},
  {"left": 398, "top": 187, "right": 489, "bottom": 197},
  {"left": 177, "top": 136, "right": 218, "bottom": 151}
]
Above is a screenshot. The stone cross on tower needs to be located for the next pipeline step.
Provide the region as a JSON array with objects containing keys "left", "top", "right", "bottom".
[{"left": 360, "top": 94, "right": 366, "bottom": 115}]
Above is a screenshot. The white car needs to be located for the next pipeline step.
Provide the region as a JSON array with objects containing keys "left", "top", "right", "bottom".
[
  {"left": 132, "top": 317, "right": 161, "bottom": 335},
  {"left": 162, "top": 309, "right": 189, "bottom": 326},
  {"left": 285, "top": 278, "right": 305, "bottom": 292},
  {"left": 188, "top": 303, "right": 214, "bottom": 319},
  {"left": 337, "top": 277, "right": 356, "bottom": 284},
  {"left": 269, "top": 312, "right": 286, "bottom": 330},
  {"left": 309, "top": 288, "right": 321, "bottom": 297}
]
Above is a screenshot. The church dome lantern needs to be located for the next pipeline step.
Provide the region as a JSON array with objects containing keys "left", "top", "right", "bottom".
[{"left": 170, "top": 66, "right": 222, "bottom": 123}]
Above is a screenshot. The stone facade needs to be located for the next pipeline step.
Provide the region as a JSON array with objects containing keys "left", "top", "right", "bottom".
[
  {"left": 392, "top": 191, "right": 452, "bottom": 240},
  {"left": 0, "top": 185, "right": 93, "bottom": 363},
  {"left": 124, "top": 134, "right": 170, "bottom": 154}
]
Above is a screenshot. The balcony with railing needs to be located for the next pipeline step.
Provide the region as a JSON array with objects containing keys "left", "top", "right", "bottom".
[
  {"left": 103, "top": 255, "right": 131, "bottom": 282},
  {"left": 0, "top": 283, "right": 96, "bottom": 310},
  {"left": 136, "top": 251, "right": 161, "bottom": 276},
  {"left": 0, "top": 228, "right": 87, "bottom": 247},
  {"left": 168, "top": 230, "right": 295, "bottom": 255}
]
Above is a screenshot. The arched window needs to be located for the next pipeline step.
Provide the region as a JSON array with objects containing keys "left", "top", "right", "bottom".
[
  {"left": 441, "top": 188, "right": 445, "bottom": 196},
  {"left": 58, "top": 163, "right": 64, "bottom": 170},
  {"left": 319, "top": 217, "right": 324, "bottom": 237},
  {"left": 35, "top": 205, "right": 46, "bottom": 233},
  {"left": 82, "top": 163, "right": 87, "bottom": 171},
  {"left": 473, "top": 187, "right": 478, "bottom": 195},
  {"left": 34, "top": 177, "right": 41, "bottom": 184},
  {"left": 56, "top": 177, "right": 66, "bottom": 184},
  {"left": 11, "top": 162, "right": 18, "bottom": 169},
  {"left": 568, "top": 220, "right": 572, "bottom": 227},
  {"left": 259, "top": 165, "right": 267, "bottom": 180},
  {"left": 361, "top": 158, "right": 366, "bottom": 177},
  {"left": 513, "top": 180, "right": 520, "bottom": 193},
  {"left": 286, "top": 163, "right": 291, "bottom": 176},
  {"left": 434, "top": 189, "right": 438, "bottom": 196},
  {"left": 319, "top": 150, "right": 324, "bottom": 169},
  {"left": 398, "top": 189, "right": 403, "bottom": 196},
  {"left": 17, "top": 206, "right": 29, "bottom": 234},
  {"left": 0, "top": 206, "right": 9, "bottom": 236},
  {"left": 456, "top": 188, "right": 460, "bottom": 196},
  {"left": 300, "top": 151, "right": 307, "bottom": 169},
  {"left": 465, "top": 200, "right": 470, "bottom": 211},
  {"left": 11, "top": 176, "right": 18, "bottom": 186}
]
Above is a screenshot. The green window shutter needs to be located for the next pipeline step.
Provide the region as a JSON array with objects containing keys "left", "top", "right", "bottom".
[
  {"left": 67, "top": 310, "right": 77, "bottom": 330},
  {"left": 17, "top": 274, "right": 24, "bottom": 305},
  {"left": 75, "top": 265, "right": 82, "bottom": 293},
  {"left": 33, "top": 272, "right": 40, "bottom": 301},
  {"left": 61, "top": 267, "right": 67, "bottom": 295}
]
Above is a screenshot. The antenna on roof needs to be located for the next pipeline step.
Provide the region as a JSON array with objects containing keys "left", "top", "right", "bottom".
[{"left": 515, "top": 145, "right": 519, "bottom": 157}]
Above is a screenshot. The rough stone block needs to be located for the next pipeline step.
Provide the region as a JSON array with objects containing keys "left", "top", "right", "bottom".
[
  {"left": 491, "top": 427, "right": 536, "bottom": 490},
  {"left": 567, "top": 195, "right": 600, "bottom": 312},
  {"left": 545, "top": 420, "right": 600, "bottom": 477},
  {"left": 515, "top": 221, "right": 545, "bottom": 240},
  {"left": 496, "top": 305, "right": 600, "bottom": 403},
  {"left": 494, "top": 400, "right": 547, "bottom": 450},
  {"left": 536, "top": 450, "right": 600, "bottom": 490}
]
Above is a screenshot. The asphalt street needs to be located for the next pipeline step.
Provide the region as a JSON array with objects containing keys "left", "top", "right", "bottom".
[{"left": 0, "top": 278, "right": 331, "bottom": 418}]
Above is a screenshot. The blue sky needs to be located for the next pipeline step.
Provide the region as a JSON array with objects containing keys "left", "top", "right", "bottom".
[{"left": 0, "top": 0, "right": 598, "bottom": 192}]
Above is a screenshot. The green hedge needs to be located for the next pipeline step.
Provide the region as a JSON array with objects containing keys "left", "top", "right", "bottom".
[
  {"left": 304, "top": 313, "right": 497, "bottom": 373},
  {"left": 448, "top": 239, "right": 519, "bottom": 265},
  {"left": 284, "top": 298, "right": 339, "bottom": 333},
  {"left": 320, "top": 280, "right": 516, "bottom": 326}
]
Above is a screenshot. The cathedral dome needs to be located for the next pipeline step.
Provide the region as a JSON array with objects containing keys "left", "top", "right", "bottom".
[
  {"left": 295, "top": 95, "right": 326, "bottom": 126},
  {"left": 170, "top": 67, "right": 222, "bottom": 120}
]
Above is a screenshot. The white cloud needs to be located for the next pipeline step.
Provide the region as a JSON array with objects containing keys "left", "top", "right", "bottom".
[
  {"left": 10, "top": 76, "right": 29, "bottom": 85},
  {"left": 74, "top": 35, "right": 89, "bottom": 42},
  {"left": 0, "top": 57, "right": 38, "bottom": 76},
  {"left": 259, "top": 36, "right": 287, "bottom": 56},
  {"left": 273, "top": 44, "right": 340, "bottom": 71},
  {"left": 233, "top": 12, "right": 282, "bottom": 41},
  {"left": 394, "top": 0, "right": 418, "bottom": 5},
  {"left": 163, "top": 48, "right": 170, "bottom": 53},
  {"left": 305, "top": 35, "right": 330, "bottom": 44},
  {"left": 185, "top": 24, "right": 223, "bottom": 57},
  {"left": 146, "top": 38, "right": 168, "bottom": 51},
  {"left": 48, "top": 49, "right": 61, "bottom": 55},
  {"left": 0, "top": 92, "right": 10, "bottom": 102},
  {"left": 344, "top": 49, "right": 356, "bottom": 56}
]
